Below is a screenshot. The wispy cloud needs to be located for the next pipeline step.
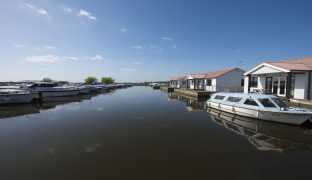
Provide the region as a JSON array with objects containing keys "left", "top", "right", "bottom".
[
  {"left": 61, "top": 6, "right": 72, "bottom": 13},
  {"left": 131, "top": 45, "right": 145, "bottom": 49},
  {"left": 24, "top": 54, "right": 103, "bottom": 63},
  {"left": 64, "top": 56, "right": 79, "bottom": 61},
  {"left": 13, "top": 43, "right": 24, "bottom": 48},
  {"left": 133, "top": 62, "right": 141, "bottom": 65},
  {"left": 149, "top": 44, "right": 163, "bottom": 54},
  {"left": 43, "top": 45, "right": 56, "bottom": 50},
  {"left": 20, "top": 3, "right": 51, "bottom": 20},
  {"left": 77, "top": 9, "right": 97, "bottom": 20},
  {"left": 123, "top": 68, "right": 137, "bottom": 71},
  {"left": 162, "top": 36, "right": 177, "bottom": 48},
  {"left": 25, "top": 55, "right": 59, "bottom": 63},
  {"left": 13, "top": 43, "right": 56, "bottom": 50},
  {"left": 84, "top": 54, "right": 103, "bottom": 60},
  {"left": 131, "top": 44, "right": 162, "bottom": 53},
  {"left": 120, "top": 27, "right": 127, "bottom": 32}
]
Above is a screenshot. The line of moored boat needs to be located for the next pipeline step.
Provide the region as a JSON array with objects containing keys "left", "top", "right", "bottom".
[{"left": 0, "top": 82, "right": 131, "bottom": 105}]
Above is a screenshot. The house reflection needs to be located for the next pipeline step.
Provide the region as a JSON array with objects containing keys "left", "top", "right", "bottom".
[
  {"left": 207, "top": 108, "right": 312, "bottom": 152},
  {"left": 168, "top": 93, "right": 206, "bottom": 112}
]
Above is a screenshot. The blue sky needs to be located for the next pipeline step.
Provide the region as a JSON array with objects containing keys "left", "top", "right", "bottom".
[{"left": 0, "top": 0, "right": 311, "bottom": 82}]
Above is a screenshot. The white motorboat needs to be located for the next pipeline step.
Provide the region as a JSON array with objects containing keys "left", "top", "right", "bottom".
[
  {"left": 28, "top": 82, "right": 79, "bottom": 98},
  {"left": 92, "top": 84, "right": 109, "bottom": 91},
  {"left": 77, "top": 86, "right": 91, "bottom": 95},
  {"left": 206, "top": 92, "right": 312, "bottom": 125},
  {"left": 0, "top": 89, "right": 34, "bottom": 105}
]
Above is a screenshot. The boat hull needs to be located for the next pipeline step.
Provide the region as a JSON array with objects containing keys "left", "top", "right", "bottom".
[
  {"left": 34, "top": 90, "right": 80, "bottom": 98},
  {"left": 206, "top": 101, "right": 310, "bottom": 125},
  {"left": 0, "top": 93, "right": 34, "bottom": 105}
]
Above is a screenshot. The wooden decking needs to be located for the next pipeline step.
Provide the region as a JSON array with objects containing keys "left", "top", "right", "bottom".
[{"left": 173, "top": 88, "right": 211, "bottom": 99}]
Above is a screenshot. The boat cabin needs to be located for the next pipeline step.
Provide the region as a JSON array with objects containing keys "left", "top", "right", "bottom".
[{"left": 210, "top": 93, "right": 289, "bottom": 110}]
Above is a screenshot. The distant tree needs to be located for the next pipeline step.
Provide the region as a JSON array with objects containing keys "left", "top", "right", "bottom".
[
  {"left": 101, "top": 77, "right": 115, "bottom": 84},
  {"left": 84, "top": 77, "right": 97, "bottom": 84},
  {"left": 43, "top": 77, "right": 53, "bottom": 82}
]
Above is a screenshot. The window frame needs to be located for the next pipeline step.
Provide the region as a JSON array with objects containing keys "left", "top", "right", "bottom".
[
  {"left": 250, "top": 77, "right": 258, "bottom": 88},
  {"left": 258, "top": 98, "right": 277, "bottom": 108},
  {"left": 243, "top": 98, "right": 259, "bottom": 106},
  {"left": 206, "top": 79, "right": 212, "bottom": 86},
  {"left": 226, "top": 96, "right": 243, "bottom": 103},
  {"left": 214, "top": 95, "right": 225, "bottom": 100}
]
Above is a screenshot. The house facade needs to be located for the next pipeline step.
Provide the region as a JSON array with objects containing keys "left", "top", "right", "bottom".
[
  {"left": 244, "top": 57, "right": 312, "bottom": 100},
  {"left": 169, "top": 76, "right": 187, "bottom": 89},
  {"left": 185, "top": 68, "right": 245, "bottom": 92}
]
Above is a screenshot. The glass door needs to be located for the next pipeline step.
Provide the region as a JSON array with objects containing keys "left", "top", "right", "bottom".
[
  {"left": 279, "top": 77, "right": 286, "bottom": 95},
  {"left": 290, "top": 76, "right": 295, "bottom": 98},
  {"left": 273, "top": 77, "right": 278, "bottom": 94},
  {"left": 265, "top": 77, "right": 272, "bottom": 93}
]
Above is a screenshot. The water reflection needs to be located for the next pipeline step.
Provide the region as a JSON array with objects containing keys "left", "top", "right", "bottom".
[
  {"left": 169, "top": 92, "right": 312, "bottom": 152},
  {"left": 168, "top": 93, "right": 206, "bottom": 112},
  {"left": 0, "top": 91, "right": 112, "bottom": 120},
  {"left": 208, "top": 108, "right": 312, "bottom": 152}
]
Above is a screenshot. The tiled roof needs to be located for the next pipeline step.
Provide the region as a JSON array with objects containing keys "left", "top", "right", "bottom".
[
  {"left": 188, "top": 73, "right": 206, "bottom": 79},
  {"left": 266, "top": 56, "right": 312, "bottom": 71},
  {"left": 169, "top": 76, "right": 186, "bottom": 81},
  {"left": 203, "top": 68, "right": 237, "bottom": 78},
  {"left": 188, "top": 68, "right": 242, "bottom": 79}
]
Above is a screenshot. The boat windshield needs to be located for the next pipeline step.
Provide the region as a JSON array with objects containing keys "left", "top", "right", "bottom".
[
  {"left": 258, "top": 98, "right": 277, "bottom": 108},
  {"left": 214, "top": 95, "right": 225, "bottom": 100},
  {"left": 271, "top": 98, "right": 288, "bottom": 108}
]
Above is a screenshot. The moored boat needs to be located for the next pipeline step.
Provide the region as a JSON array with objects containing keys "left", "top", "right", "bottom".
[
  {"left": 206, "top": 92, "right": 312, "bottom": 125},
  {"left": 27, "top": 82, "right": 79, "bottom": 98},
  {"left": 0, "top": 89, "right": 34, "bottom": 105}
]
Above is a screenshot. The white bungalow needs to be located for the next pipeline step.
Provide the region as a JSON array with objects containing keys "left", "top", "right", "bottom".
[
  {"left": 169, "top": 76, "right": 187, "bottom": 89},
  {"left": 186, "top": 68, "right": 245, "bottom": 92},
  {"left": 244, "top": 56, "right": 312, "bottom": 100}
]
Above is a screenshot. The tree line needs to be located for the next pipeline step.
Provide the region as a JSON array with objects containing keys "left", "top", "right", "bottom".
[{"left": 41, "top": 77, "right": 115, "bottom": 84}]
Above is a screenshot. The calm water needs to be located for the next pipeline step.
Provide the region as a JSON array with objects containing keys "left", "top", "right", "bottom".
[{"left": 0, "top": 87, "right": 312, "bottom": 180}]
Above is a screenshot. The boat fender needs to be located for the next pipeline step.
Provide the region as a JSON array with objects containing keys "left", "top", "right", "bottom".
[
  {"left": 232, "top": 106, "right": 235, "bottom": 113},
  {"left": 218, "top": 103, "right": 221, "bottom": 109}
]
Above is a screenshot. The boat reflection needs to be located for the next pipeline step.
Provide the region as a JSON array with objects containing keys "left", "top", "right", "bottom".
[
  {"left": 168, "top": 93, "right": 206, "bottom": 112},
  {"left": 207, "top": 108, "right": 312, "bottom": 152},
  {"left": 168, "top": 92, "right": 312, "bottom": 152},
  {"left": 0, "top": 91, "right": 112, "bottom": 120}
]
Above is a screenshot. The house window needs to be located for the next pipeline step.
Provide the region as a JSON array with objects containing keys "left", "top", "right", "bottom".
[
  {"left": 207, "top": 79, "right": 212, "bottom": 86},
  {"left": 182, "top": 81, "right": 186, "bottom": 85},
  {"left": 250, "top": 77, "right": 258, "bottom": 87},
  {"left": 241, "top": 79, "right": 244, "bottom": 86}
]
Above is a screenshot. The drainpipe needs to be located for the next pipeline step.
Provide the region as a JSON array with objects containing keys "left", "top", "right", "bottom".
[
  {"left": 286, "top": 73, "right": 292, "bottom": 99},
  {"left": 308, "top": 71, "right": 311, "bottom": 100}
]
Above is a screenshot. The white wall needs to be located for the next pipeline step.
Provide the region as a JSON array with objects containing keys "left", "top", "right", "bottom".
[
  {"left": 244, "top": 76, "right": 249, "bottom": 93},
  {"left": 258, "top": 76, "right": 266, "bottom": 89},
  {"left": 252, "top": 65, "right": 283, "bottom": 75},
  {"left": 215, "top": 69, "right": 245, "bottom": 92},
  {"left": 294, "top": 73, "right": 307, "bottom": 99},
  {"left": 177, "top": 80, "right": 187, "bottom": 88},
  {"left": 205, "top": 78, "right": 217, "bottom": 92}
]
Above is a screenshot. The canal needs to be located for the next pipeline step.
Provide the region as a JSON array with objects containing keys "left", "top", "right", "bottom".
[{"left": 0, "top": 86, "right": 312, "bottom": 180}]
